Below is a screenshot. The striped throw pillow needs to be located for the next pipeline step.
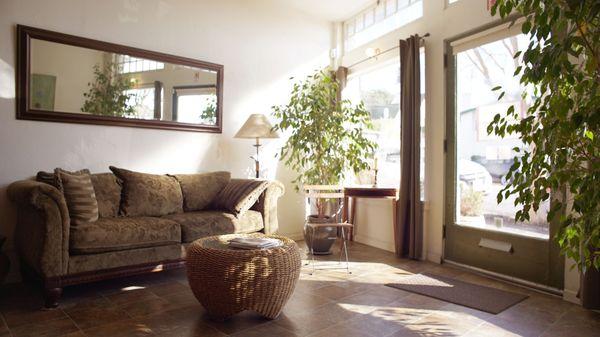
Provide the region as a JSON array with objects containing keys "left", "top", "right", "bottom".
[
  {"left": 55, "top": 168, "right": 99, "bottom": 226},
  {"left": 212, "top": 179, "right": 270, "bottom": 216}
]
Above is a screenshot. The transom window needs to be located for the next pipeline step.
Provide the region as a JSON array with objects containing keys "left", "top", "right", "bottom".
[
  {"left": 117, "top": 55, "right": 164, "bottom": 74},
  {"left": 344, "top": 0, "right": 423, "bottom": 52}
]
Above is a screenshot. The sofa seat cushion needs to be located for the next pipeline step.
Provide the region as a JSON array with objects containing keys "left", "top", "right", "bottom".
[
  {"left": 163, "top": 210, "right": 263, "bottom": 243},
  {"left": 70, "top": 217, "right": 181, "bottom": 254},
  {"left": 68, "top": 244, "right": 183, "bottom": 275}
]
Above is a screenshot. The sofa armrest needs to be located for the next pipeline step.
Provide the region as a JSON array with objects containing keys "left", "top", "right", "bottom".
[
  {"left": 7, "top": 180, "right": 70, "bottom": 278},
  {"left": 251, "top": 180, "right": 284, "bottom": 234}
]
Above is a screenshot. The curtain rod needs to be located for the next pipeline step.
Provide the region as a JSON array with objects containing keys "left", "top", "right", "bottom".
[{"left": 347, "top": 33, "right": 429, "bottom": 69}]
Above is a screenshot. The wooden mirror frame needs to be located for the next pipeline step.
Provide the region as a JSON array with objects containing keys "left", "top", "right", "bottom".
[{"left": 16, "top": 24, "right": 224, "bottom": 133}]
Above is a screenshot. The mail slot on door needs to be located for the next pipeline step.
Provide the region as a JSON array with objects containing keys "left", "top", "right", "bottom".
[{"left": 478, "top": 238, "right": 513, "bottom": 253}]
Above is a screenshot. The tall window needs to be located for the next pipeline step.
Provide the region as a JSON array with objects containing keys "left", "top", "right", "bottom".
[
  {"left": 345, "top": 48, "right": 426, "bottom": 189},
  {"left": 172, "top": 86, "right": 217, "bottom": 125},
  {"left": 345, "top": 60, "right": 401, "bottom": 187},
  {"left": 124, "top": 84, "right": 162, "bottom": 120},
  {"left": 453, "top": 30, "right": 549, "bottom": 238},
  {"left": 344, "top": 0, "right": 423, "bottom": 52}
]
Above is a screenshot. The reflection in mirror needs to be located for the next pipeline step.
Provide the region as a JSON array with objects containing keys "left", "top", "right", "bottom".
[{"left": 29, "top": 38, "right": 219, "bottom": 126}]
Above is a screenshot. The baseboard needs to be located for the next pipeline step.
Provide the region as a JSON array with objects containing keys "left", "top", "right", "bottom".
[
  {"left": 426, "top": 251, "right": 442, "bottom": 264},
  {"left": 563, "top": 288, "right": 581, "bottom": 305},
  {"left": 354, "top": 234, "right": 395, "bottom": 252},
  {"left": 445, "top": 259, "right": 563, "bottom": 297}
]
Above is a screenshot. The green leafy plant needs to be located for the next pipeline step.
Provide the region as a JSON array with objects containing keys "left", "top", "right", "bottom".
[
  {"left": 272, "top": 68, "right": 377, "bottom": 217},
  {"left": 82, "top": 59, "right": 136, "bottom": 117},
  {"left": 489, "top": 1, "right": 599, "bottom": 271},
  {"left": 199, "top": 96, "right": 217, "bottom": 124}
]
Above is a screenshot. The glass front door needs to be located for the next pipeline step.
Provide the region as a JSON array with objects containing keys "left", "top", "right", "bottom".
[{"left": 444, "top": 24, "right": 563, "bottom": 289}]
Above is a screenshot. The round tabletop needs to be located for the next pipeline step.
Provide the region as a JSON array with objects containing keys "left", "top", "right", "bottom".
[{"left": 191, "top": 233, "right": 291, "bottom": 251}]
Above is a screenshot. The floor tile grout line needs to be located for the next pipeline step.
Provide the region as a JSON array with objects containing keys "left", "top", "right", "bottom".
[
  {"left": 0, "top": 312, "right": 13, "bottom": 337},
  {"left": 458, "top": 320, "right": 486, "bottom": 337},
  {"left": 534, "top": 305, "right": 572, "bottom": 337},
  {"left": 61, "top": 309, "right": 86, "bottom": 336},
  {"left": 3, "top": 309, "right": 70, "bottom": 331}
]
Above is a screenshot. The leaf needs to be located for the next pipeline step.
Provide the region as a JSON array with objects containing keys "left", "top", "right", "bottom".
[
  {"left": 522, "top": 21, "right": 531, "bottom": 34},
  {"left": 584, "top": 130, "right": 594, "bottom": 141}
]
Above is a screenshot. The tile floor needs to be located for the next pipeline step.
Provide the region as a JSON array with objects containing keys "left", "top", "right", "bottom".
[{"left": 0, "top": 241, "right": 598, "bottom": 337}]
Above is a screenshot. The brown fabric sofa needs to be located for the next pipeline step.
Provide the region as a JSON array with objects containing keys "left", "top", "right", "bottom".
[{"left": 7, "top": 170, "right": 284, "bottom": 308}]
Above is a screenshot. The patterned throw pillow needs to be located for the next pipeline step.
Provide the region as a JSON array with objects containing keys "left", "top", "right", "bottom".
[
  {"left": 170, "top": 171, "right": 231, "bottom": 211},
  {"left": 212, "top": 179, "right": 270, "bottom": 216},
  {"left": 37, "top": 169, "right": 88, "bottom": 191},
  {"left": 90, "top": 173, "right": 122, "bottom": 218},
  {"left": 54, "top": 168, "right": 99, "bottom": 227},
  {"left": 109, "top": 166, "right": 183, "bottom": 217}
]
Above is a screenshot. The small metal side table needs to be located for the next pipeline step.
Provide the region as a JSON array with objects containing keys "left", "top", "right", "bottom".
[
  {"left": 343, "top": 186, "right": 400, "bottom": 241},
  {"left": 303, "top": 185, "right": 353, "bottom": 275}
]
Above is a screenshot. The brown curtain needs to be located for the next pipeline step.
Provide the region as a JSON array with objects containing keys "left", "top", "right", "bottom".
[
  {"left": 335, "top": 66, "right": 349, "bottom": 102},
  {"left": 396, "top": 35, "right": 423, "bottom": 259}
]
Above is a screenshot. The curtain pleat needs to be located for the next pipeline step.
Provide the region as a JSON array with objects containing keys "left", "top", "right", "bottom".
[
  {"left": 396, "top": 35, "right": 423, "bottom": 259},
  {"left": 335, "top": 66, "right": 349, "bottom": 102}
]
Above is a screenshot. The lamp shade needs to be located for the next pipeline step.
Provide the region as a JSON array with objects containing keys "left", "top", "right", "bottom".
[{"left": 234, "top": 114, "right": 279, "bottom": 139}]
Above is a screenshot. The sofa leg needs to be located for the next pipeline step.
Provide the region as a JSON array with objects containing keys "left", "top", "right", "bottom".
[{"left": 44, "top": 287, "right": 62, "bottom": 308}]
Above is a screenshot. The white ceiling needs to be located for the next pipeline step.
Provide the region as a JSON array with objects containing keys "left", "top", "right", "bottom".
[{"left": 279, "top": 0, "right": 374, "bottom": 22}]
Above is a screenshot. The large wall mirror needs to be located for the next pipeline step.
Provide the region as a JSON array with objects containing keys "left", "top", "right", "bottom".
[{"left": 17, "top": 25, "right": 223, "bottom": 132}]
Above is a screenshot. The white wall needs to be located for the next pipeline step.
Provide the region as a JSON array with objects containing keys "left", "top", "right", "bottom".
[
  {"left": 30, "top": 39, "right": 103, "bottom": 112},
  {"left": 0, "top": 0, "right": 331, "bottom": 281}
]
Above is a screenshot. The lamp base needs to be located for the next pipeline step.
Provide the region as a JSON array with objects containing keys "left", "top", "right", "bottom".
[{"left": 253, "top": 138, "right": 261, "bottom": 178}]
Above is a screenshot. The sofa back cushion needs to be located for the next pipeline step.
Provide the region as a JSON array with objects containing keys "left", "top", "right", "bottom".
[
  {"left": 110, "top": 166, "right": 183, "bottom": 217},
  {"left": 90, "top": 173, "right": 122, "bottom": 218},
  {"left": 55, "top": 168, "right": 99, "bottom": 227},
  {"left": 171, "top": 171, "right": 230, "bottom": 211},
  {"left": 212, "top": 179, "right": 270, "bottom": 216}
]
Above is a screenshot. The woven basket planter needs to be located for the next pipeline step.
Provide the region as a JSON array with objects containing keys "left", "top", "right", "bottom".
[{"left": 186, "top": 234, "right": 301, "bottom": 320}]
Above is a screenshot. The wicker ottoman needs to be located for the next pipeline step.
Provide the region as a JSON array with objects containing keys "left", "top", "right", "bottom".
[{"left": 186, "top": 234, "right": 301, "bottom": 320}]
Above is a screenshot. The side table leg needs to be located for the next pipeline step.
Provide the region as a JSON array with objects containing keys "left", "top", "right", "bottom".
[
  {"left": 341, "top": 227, "right": 351, "bottom": 274},
  {"left": 349, "top": 198, "right": 357, "bottom": 241},
  {"left": 392, "top": 197, "right": 398, "bottom": 253},
  {"left": 310, "top": 226, "right": 316, "bottom": 275}
]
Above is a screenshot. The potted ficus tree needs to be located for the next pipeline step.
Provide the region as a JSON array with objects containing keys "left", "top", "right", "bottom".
[
  {"left": 490, "top": 1, "right": 599, "bottom": 308},
  {"left": 81, "top": 59, "right": 136, "bottom": 117},
  {"left": 272, "top": 68, "right": 377, "bottom": 254}
]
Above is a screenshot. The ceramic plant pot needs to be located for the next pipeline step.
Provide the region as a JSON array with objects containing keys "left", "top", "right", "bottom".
[{"left": 303, "top": 215, "right": 337, "bottom": 255}]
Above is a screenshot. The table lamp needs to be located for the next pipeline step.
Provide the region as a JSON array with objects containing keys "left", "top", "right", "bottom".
[{"left": 234, "top": 114, "right": 279, "bottom": 178}]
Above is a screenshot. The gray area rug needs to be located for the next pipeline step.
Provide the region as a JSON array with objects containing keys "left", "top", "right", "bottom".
[{"left": 386, "top": 272, "right": 528, "bottom": 314}]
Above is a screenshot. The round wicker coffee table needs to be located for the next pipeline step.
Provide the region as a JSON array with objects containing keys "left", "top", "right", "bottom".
[{"left": 186, "top": 233, "right": 301, "bottom": 320}]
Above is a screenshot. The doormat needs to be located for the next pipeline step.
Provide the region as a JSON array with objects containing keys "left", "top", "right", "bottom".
[{"left": 386, "top": 272, "right": 528, "bottom": 314}]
